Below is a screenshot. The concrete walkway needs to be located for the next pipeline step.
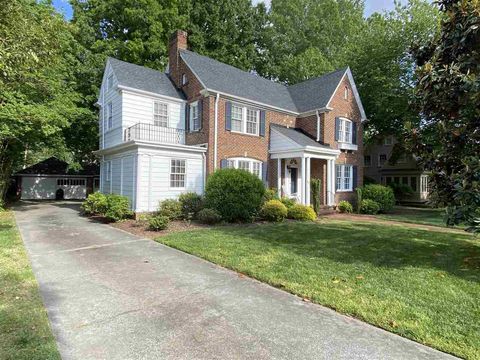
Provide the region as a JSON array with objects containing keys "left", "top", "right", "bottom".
[{"left": 14, "top": 201, "right": 456, "bottom": 360}]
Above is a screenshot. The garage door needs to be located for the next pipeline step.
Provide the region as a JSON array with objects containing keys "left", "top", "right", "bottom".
[{"left": 21, "top": 177, "right": 87, "bottom": 200}]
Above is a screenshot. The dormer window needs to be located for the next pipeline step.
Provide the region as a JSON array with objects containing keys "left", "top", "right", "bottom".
[{"left": 182, "top": 73, "right": 187, "bottom": 85}]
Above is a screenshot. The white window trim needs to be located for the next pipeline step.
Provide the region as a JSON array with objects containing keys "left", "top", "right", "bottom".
[
  {"left": 378, "top": 154, "right": 387, "bottom": 167},
  {"left": 169, "top": 158, "right": 187, "bottom": 189},
  {"left": 231, "top": 103, "right": 260, "bottom": 136},
  {"left": 182, "top": 73, "right": 187, "bottom": 85},
  {"left": 225, "top": 157, "right": 262, "bottom": 179},
  {"left": 153, "top": 101, "right": 169, "bottom": 127},
  {"left": 106, "top": 102, "right": 113, "bottom": 130},
  {"left": 344, "top": 86, "right": 349, "bottom": 100},
  {"left": 105, "top": 161, "right": 112, "bottom": 182},
  {"left": 190, "top": 101, "right": 200, "bottom": 132},
  {"left": 336, "top": 164, "right": 353, "bottom": 192},
  {"left": 338, "top": 117, "right": 353, "bottom": 144}
]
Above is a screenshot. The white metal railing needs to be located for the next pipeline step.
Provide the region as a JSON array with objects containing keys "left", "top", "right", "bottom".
[{"left": 125, "top": 123, "right": 185, "bottom": 145}]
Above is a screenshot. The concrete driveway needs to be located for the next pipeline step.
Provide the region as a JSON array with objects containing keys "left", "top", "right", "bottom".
[{"left": 14, "top": 201, "right": 456, "bottom": 360}]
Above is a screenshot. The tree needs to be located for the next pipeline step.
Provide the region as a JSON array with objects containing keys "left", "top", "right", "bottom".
[
  {"left": 0, "top": 0, "right": 83, "bottom": 198},
  {"left": 409, "top": 0, "right": 480, "bottom": 230}
]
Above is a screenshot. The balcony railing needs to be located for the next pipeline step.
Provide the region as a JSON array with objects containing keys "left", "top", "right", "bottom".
[{"left": 125, "top": 123, "right": 185, "bottom": 145}]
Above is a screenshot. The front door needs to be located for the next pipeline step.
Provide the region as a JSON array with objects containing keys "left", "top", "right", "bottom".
[{"left": 290, "top": 167, "right": 298, "bottom": 194}]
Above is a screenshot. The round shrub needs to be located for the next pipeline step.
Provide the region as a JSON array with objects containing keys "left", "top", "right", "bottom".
[
  {"left": 104, "top": 194, "right": 131, "bottom": 222},
  {"left": 263, "top": 188, "right": 279, "bottom": 202},
  {"left": 361, "top": 184, "right": 395, "bottom": 213},
  {"left": 360, "top": 199, "right": 381, "bottom": 215},
  {"left": 337, "top": 200, "right": 353, "bottom": 213},
  {"left": 178, "top": 192, "right": 204, "bottom": 218},
  {"left": 261, "top": 200, "right": 288, "bottom": 222},
  {"left": 148, "top": 215, "right": 169, "bottom": 231},
  {"left": 81, "top": 192, "right": 108, "bottom": 215},
  {"left": 158, "top": 199, "right": 182, "bottom": 220},
  {"left": 205, "top": 169, "right": 265, "bottom": 222},
  {"left": 287, "top": 204, "right": 317, "bottom": 221},
  {"left": 197, "top": 208, "right": 222, "bottom": 225},
  {"left": 280, "top": 197, "right": 296, "bottom": 209}
]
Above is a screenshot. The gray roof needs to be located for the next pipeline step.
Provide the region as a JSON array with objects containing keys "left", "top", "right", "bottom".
[
  {"left": 271, "top": 124, "right": 332, "bottom": 149},
  {"left": 287, "top": 68, "right": 347, "bottom": 113},
  {"left": 180, "top": 50, "right": 347, "bottom": 113},
  {"left": 108, "top": 58, "right": 185, "bottom": 100}
]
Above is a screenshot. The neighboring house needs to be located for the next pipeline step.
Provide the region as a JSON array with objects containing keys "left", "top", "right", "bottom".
[
  {"left": 95, "top": 30, "right": 367, "bottom": 213},
  {"left": 363, "top": 136, "right": 430, "bottom": 202},
  {"left": 14, "top": 157, "right": 99, "bottom": 200}
]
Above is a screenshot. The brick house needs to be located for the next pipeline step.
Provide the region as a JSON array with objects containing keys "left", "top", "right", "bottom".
[{"left": 95, "top": 30, "right": 367, "bottom": 212}]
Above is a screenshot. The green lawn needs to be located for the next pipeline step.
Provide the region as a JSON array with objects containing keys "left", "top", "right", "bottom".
[
  {"left": 0, "top": 211, "right": 60, "bottom": 360},
  {"left": 376, "top": 206, "right": 450, "bottom": 227},
  {"left": 158, "top": 220, "right": 480, "bottom": 359}
]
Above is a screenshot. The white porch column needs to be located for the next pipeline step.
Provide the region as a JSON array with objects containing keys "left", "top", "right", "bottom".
[
  {"left": 327, "top": 159, "right": 336, "bottom": 206},
  {"left": 301, "top": 156, "right": 306, "bottom": 204},
  {"left": 277, "top": 158, "right": 281, "bottom": 198},
  {"left": 305, "top": 157, "right": 311, "bottom": 205}
]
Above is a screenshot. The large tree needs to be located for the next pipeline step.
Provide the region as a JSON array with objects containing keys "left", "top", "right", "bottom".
[
  {"left": 0, "top": 0, "right": 83, "bottom": 199},
  {"left": 409, "top": 0, "right": 480, "bottom": 231}
]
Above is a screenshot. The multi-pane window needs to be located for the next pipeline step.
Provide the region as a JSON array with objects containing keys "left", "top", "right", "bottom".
[
  {"left": 57, "top": 179, "right": 86, "bottom": 186},
  {"left": 384, "top": 136, "right": 393, "bottom": 145},
  {"left": 238, "top": 160, "right": 250, "bottom": 171},
  {"left": 338, "top": 118, "right": 353, "bottom": 143},
  {"left": 252, "top": 162, "right": 261, "bottom": 178},
  {"left": 107, "top": 74, "right": 113, "bottom": 90},
  {"left": 336, "top": 165, "right": 353, "bottom": 192},
  {"left": 378, "top": 154, "right": 387, "bottom": 166},
  {"left": 170, "top": 159, "right": 186, "bottom": 188},
  {"left": 246, "top": 108, "right": 259, "bottom": 135},
  {"left": 226, "top": 160, "right": 236, "bottom": 168},
  {"left": 231, "top": 105, "right": 243, "bottom": 132},
  {"left": 107, "top": 102, "right": 113, "bottom": 129},
  {"left": 154, "top": 101, "right": 168, "bottom": 127},
  {"left": 364, "top": 155, "right": 371, "bottom": 167},
  {"left": 225, "top": 158, "right": 262, "bottom": 179},
  {"left": 191, "top": 103, "right": 200, "bottom": 131}
]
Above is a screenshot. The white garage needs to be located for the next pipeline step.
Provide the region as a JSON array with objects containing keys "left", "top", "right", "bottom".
[{"left": 15, "top": 157, "right": 99, "bottom": 200}]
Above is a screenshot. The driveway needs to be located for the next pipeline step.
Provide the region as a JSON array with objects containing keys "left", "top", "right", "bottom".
[{"left": 14, "top": 201, "right": 456, "bottom": 360}]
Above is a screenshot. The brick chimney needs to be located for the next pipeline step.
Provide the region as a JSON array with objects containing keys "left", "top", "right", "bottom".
[{"left": 169, "top": 30, "right": 188, "bottom": 88}]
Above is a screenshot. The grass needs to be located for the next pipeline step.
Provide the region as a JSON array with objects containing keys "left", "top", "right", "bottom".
[
  {"left": 375, "top": 206, "right": 450, "bottom": 227},
  {"left": 0, "top": 211, "right": 60, "bottom": 360},
  {"left": 157, "top": 219, "right": 480, "bottom": 359}
]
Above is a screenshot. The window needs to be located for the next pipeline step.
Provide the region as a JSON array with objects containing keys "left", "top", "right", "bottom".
[
  {"left": 364, "top": 155, "right": 371, "bottom": 167},
  {"left": 107, "top": 74, "right": 113, "bottom": 90},
  {"left": 378, "top": 154, "right": 387, "bottom": 167},
  {"left": 57, "top": 179, "right": 86, "bottom": 186},
  {"left": 344, "top": 86, "right": 349, "bottom": 100},
  {"left": 336, "top": 165, "right": 353, "bottom": 192},
  {"left": 182, "top": 73, "right": 187, "bottom": 85},
  {"left": 107, "top": 102, "right": 113, "bottom": 130},
  {"left": 106, "top": 161, "right": 112, "bottom": 182},
  {"left": 246, "top": 108, "right": 259, "bottom": 135},
  {"left": 191, "top": 102, "right": 200, "bottom": 131},
  {"left": 231, "top": 104, "right": 243, "bottom": 132},
  {"left": 170, "top": 159, "right": 186, "bottom": 188},
  {"left": 224, "top": 158, "right": 262, "bottom": 179},
  {"left": 384, "top": 136, "right": 393, "bottom": 146},
  {"left": 154, "top": 101, "right": 168, "bottom": 127},
  {"left": 410, "top": 176, "right": 417, "bottom": 192},
  {"left": 338, "top": 118, "right": 353, "bottom": 143}
]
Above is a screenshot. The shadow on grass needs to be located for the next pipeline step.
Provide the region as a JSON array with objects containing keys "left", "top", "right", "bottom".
[{"left": 209, "top": 221, "right": 480, "bottom": 282}]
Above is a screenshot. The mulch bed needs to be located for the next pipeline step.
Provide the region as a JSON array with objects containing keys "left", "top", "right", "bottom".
[{"left": 109, "top": 219, "right": 211, "bottom": 239}]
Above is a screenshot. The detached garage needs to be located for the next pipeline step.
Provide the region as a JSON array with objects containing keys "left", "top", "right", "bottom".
[{"left": 15, "top": 157, "right": 99, "bottom": 200}]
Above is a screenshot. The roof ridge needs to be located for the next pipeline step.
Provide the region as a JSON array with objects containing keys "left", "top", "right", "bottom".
[
  {"left": 108, "top": 57, "right": 165, "bottom": 75},
  {"left": 287, "top": 67, "right": 348, "bottom": 90}
]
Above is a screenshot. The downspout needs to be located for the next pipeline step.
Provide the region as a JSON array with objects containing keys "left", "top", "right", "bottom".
[
  {"left": 202, "top": 152, "right": 206, "bottom": 193},
  {"left": 316, "top": 110, "right": 321, "bottom": 142},
  {"left": 213, "top": 93, "right": 220, "bottom": 170}
]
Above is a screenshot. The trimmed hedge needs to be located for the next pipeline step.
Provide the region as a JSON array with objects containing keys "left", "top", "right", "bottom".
[
  {"left": 361, "top": 184, "right": 395, "bottom": 213},
  {"left": 158, "top": 199, "right": 182, "bottom": 220},
  {"left": 287, "top": 204, "right": 317, "bottom": 221},
  {"left": 81, "top": 192, "right": 108, "bottom": 215},
  {"left": 338, "top": 200, "right": 353, "bottom": 213},
  {"left": 280, "top": 197, "right": 296, "bottom": 209},
  {"left": 148, "top": 215, "right": 169, "bottom": 231},
  {"left": 261, "top": 200, "right": 288, "bottom": 222},
  {"left": 360, "top": 199, "right": 380, "bottom": 214},
  {"left": 178, "top": 192, "right": 204, "bottom": 218},
  {"left": 205, "top": 169, "right": 265, "bottom": 222},
  {"left": 104, "top": 194, "right": 131, "bottom": 222},
  {"left": 197, "top": 208, "right": 222, "bottom": 224}
]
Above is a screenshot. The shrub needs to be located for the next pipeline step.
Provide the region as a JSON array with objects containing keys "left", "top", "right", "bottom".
[
  {"left": 287, "top": 204, "right": 317, "bottom": 221},
  {"left": 104, "top": 194, "right": 131, "bottom": 222},
  {"left": 197, "top": 208, "right": 222, "bottom": 225},
  {"left": 205, "top": 169, "right": 265, "bottom": 222},
  {"left": 311, "top": 178, "right": 322, "bottom": 214},
  {"left": 363, "top": 176, "right": 377, "bottom": 185},
  {"left": 355, "top": 187, "right": 363, "bottom": 214},
  {"left": 389, "top": 183, "right": 414, "bottom": 200},
  {"left": 360, "top": 199, "right": 381, "bottom": 215},
  {"left": 261, "top": 200, "right": 288, "bottom": 222},
  {"left": 0, "top": 199, "right": 5, "bottom": 212},
  {"left": 158, "top": 199, "right": 182, "bottom": 220},
  {"left": 361, "top": 184, "right": 395, "bottom": 213},
  {"left": 280, "top": 197, "right": 296, "bottom": 209},
  {"left": 148, "top": 215, "right": 169, "bottom": 231},
  {"left": 263, "top": 188, "right": 279, "bottom": 202},
  {"left": 338, "top": 200, "right": 353, "bottom": 213},
  {"left": 178, "top": 192, "right": 204, "bottom": 218},
  {"left": 81, "top": 192, "right": 108, "bottom": 215}
]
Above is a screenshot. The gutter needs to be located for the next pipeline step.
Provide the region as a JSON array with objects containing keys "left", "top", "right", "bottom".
[
  {"left": 213, "top": 93, "right": 220, "bottom": 170},
  {"left": 316, "top": 110, "right": 321, "bottom": 142}
]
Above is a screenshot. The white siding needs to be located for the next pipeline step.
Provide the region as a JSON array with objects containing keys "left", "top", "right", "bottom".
[
  {"left": 101, "top": 152, "right": 137, "bottom": 208},
  {"left": 99, "top": 62, "right": 123, "bottom": 149}
]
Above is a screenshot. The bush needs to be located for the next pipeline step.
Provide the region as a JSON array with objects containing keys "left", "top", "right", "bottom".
[
  {"left": 263, "top": 188, "right": 279, "bottom": 202},
  {"left": 338, "top": 200, "right": 353, "bottom": 213},
  {"left": 280, "top": 197, "right": 296, "bottom": 209},
  {"left": 205, "top": 169, "right": 265, "bottom": 222},
  {"left": 360, "top": 199, "right": 381, "bottom": 214},
  {"left": 0, "top": 199, "right": 5, "bottom": 212},
  {"left": 311, "top": 178, "right": 322, "bottom": 214},
  {"left": 261, "top": 200, "right": 288, "bottom": 222},
  {"left": 81, "top": 192, "right": 108, "bottom": 215},
  {"left": 287, "top": 204, "right": 317, "bottom": 221},
  {"left": 361, "top": 184, "right": 395, "bottom": 213},
  {"left": 389, "top": 183, "right": 414, "bottom": 200},
  {"left": 104, "top": 194, "right": 131, "bottom": 222},
  {"left": 148, "top": 215, "right": 169, "bottom": 231},
  {"left": 158, "top": 199, "right": 182, "bottom": 220},
  {"left": 178, "top": 192, "right": 204, "bottom": 218},
  {"left": 355, "top": 187, "right": 363, "bottom": 214},
  {"left": 197, "top": 208, "right": 222, "bottom": 225}
]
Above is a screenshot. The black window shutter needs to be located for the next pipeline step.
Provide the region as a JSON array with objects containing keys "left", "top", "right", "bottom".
[
  {"left": 220, "top": 159, "right": 227, "bottom": 169},
  {"left": 225, "top": 102, "right": 232, "bottom": 131},
  {"left": 335, "top": 164, "right": 340, "bottom": 190},
  {"left": 352, "top": 122, "right": 357, "bottom": 145},
  {"left": 262, "top": 161, "right": 268, "bottom": 184},
  {"left": 353, "top": 166, "right": 358, "bottom": 189},
  {"left": 335, "top": 117, "right": 340, "bottom": 141},
  {"left": 185, "top": 104, "right": 190, "bottom": 132},
  {"left": 197, "top": 99, "right": 203, "bottom": 130},
  {"left": 259, "top": 110, "right": 266, "bottom": 137}
]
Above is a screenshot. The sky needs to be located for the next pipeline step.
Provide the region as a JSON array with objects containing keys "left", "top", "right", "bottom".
[{"left": 52, "top": 0, "right": 406, "bottom": 21}]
